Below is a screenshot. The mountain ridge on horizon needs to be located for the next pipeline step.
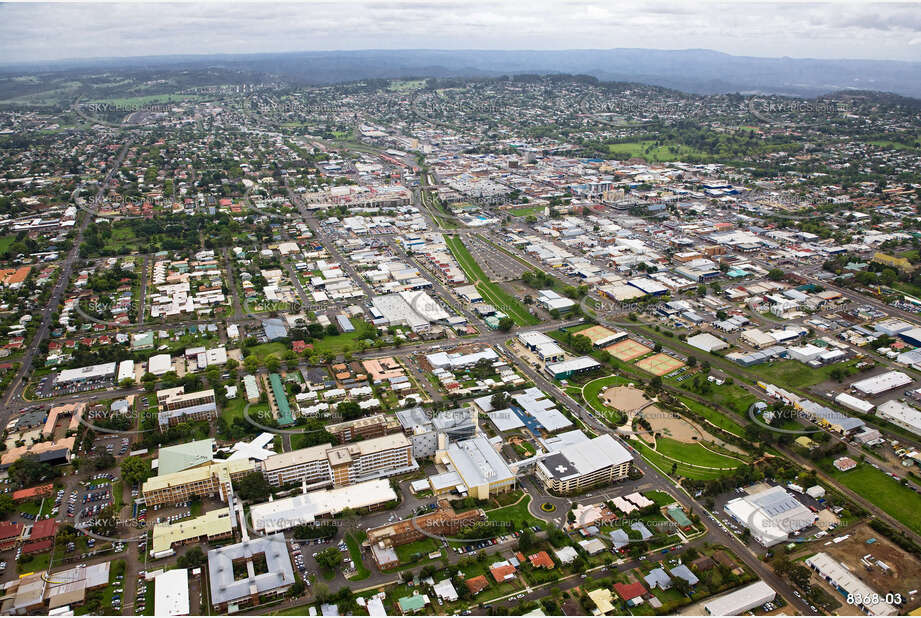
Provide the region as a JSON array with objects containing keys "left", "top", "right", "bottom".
[{"left": 3, "top": 48, "right": 921, "bottom": 99}]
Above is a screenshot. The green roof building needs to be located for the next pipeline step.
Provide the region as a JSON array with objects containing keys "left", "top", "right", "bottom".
[
  {"left": 269, "top": 373, "right": 294, "bottom": 426},
  {"left": 398, "top": 594, "right": 428, "bottom": 613},
  {"left": 157, "top": 438, "right": 214, "bottom": 476}
]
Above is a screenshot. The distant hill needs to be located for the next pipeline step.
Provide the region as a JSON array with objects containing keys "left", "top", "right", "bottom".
[{"left": 3, "top": 48, "right": 921, "bottom": 99}]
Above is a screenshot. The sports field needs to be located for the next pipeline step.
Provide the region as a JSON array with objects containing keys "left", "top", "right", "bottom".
[
  {"left": 605, "top": 338, "right": 652, "bottom": 361},
  {"left": 636, "top": 352, "right": 685, "bottom": 376}
]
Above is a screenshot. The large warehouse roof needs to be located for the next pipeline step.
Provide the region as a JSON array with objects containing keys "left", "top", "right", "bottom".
[
  {"left": 703, "top": 580, "right": 775, "bottom": 616},
  {"left": 851, "top": 370, "right": 912, "bottom": 395},
  {"left": 725, "top": 485, "right": 815, "bottom": 547}
]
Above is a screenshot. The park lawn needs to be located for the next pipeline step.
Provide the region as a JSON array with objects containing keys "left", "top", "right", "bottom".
[
  {"left": 308, "top": 325, "right": 367, "bottom": 356},
  {"left": 608, "top": 140, "right": 711, "bottom": 162},
  {"left": 582, "top": 374, "right": 633, "bottom": 423},
  {"left": 388, "top": 79, "right": 426, "bottom": 91},
  {"left": 100, "top": 223, "right": 142, "bottom": 253},
  {"left": 112, "top": 480, "right": 123, "bottom": 509},
  {"left": 247, "top": 341, "right": 288, "bottom": 360},
  {"left": 444, "top": 235, "right": 538, "bottom": 326},
  {"left": 513, "top": 441, "right": 536, "bottom": 457},
  {"left": 17, "top": 551, "right": 51, "bottom": 574},
  {"left": 345, "top": 531, "right": 371, "bottom": 580},
  {"left": 646, "top": 490, "right": 677, "bottom": 507},
  {"left": 631, "top": 439, "right": 730, "bottom": 481},
  {"left": 18, "top": 501, "right": 38, "bottom": 515},
  {"left": 395, "top": 537, "right": 440, "bottom": 564},
  {"left": 484, "top": 495, "right": 543, "bottom": 529},
  {"left": 0, "top": 235, "right": 15, "bottom": 255},
  {"left": 867, "top": 139, "right": 921, "bottom": 151},
  {"left": 677, "top": 396, "right": 745, "bottom": 436},
  {"left": 221, "top": 397, "right": 270, "bottom": 427},
  {"left": 653, "top": 437, "right": 743, "bottom": 469},
  {"left": 509, "top": 206, "right": 542, "bottom": 217},
  {"left": 747, "top": 359, "right": 861, "bottom": 390},
  {"left": 824, "top": 460, "right": 921, "bottom": 536},
  {"left": 88, "top": 94, "right": 205, "bottom": 106}
]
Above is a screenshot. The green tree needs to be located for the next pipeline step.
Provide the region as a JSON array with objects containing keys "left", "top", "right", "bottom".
[
  {"left": 315, "top": 547, "right": 343, "bottom": 571},
  {"left": 236, "top": 472, "right": 272, "bottom": 502},
  {"left": 120, "top": 456, "right": 152, "bottom": 487}
]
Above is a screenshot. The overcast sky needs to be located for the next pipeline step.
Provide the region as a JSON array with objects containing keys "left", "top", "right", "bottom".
[{"left": 2, "top": 1, "right": 920, "bottom": 64}]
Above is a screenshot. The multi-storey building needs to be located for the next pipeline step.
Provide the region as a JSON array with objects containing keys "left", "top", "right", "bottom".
[
  {"left": 535, "top": 434, "right": 633, "bottom": 495},
  {"left": 156, "top": 386, "right": 217, "bottom": 430},
  {"left": 260, "top": 433, "right": 416, "bottom": 488},
  {"left": 440, "top": 436, "right": 516, "bottom": 500},
  {"left": 142, "top": 459, "right": 251, "bottom": 506},
  {"left": 325, "top": 413, "right": 401, "bottom": 442},
  {"left": 261, "top": 442, "right": 334, "bottom": 488}
]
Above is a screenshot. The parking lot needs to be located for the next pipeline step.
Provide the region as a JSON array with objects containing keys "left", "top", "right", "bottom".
[
  {"left": 38, "top": 373, "right": 115, "bottom": 398},
  {"left": 91, "top": 433, "right": 132, "bottom": 458},
  {"left": 464, "top": 235, "right": 528, "bottom": 282}
]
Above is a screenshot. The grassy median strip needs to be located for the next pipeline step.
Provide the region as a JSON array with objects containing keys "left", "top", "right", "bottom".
[{"left": 444, "top": 235, "right": 539, "bottom": 326}]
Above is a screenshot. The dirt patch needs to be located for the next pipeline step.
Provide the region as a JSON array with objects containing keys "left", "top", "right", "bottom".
[
  {"left": 796, "top": 522, "right": 921, "bottom": 611},
  {"left": 601, "top": 385, "right": 650, "bottom": 411},
  {"left": 645, "top": 410, "right": 705, "bottom": 444}
]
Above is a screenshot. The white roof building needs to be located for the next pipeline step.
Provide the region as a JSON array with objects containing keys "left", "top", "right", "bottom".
[
  {"left": 876, "top": 399, "right": 921, "bottom": 436},
  {"left": 432, "top": 578, "right": 459, "bottom": 602},
  {"left": 116, "top": 359, "right": 135, "bottom": 383},
  {"left": 805, "top": 553, "right": 897, "bottom": 616},
  {"left": 250, "top": 479, "right": 397, "bottom": 532},
  {"left": 554, "top": 546, "right": 579, "bottom": 564},
  {"left": 834, "top": 392, "right": 875, "bottom": 414},
  {"left": 55, "top": 362, "right": 117, "bottom": 385},
  {"left": 724, "top": 485, "right": 816, "bottom": 547},
  {"left": 852, "top": 371, "right": 913, "bottom": 396},
  {"left": 148, "top": 354, "right": 172, "bottom": 375},
  {"left": 154, "top": 568, "right": 190, "bottom": 616},
  {"left": 703, "top": 580, "right": 776, "bottom": 616},
  {"left": 687, "top": 332, "right": 729, "bottom": 353}
]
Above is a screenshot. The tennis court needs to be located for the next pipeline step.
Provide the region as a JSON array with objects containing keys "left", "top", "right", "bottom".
[
  {"left": 605, "top": 338, "right": 652, "bottom": 361},
  {"left": 575, "top": 324, "right": 617, "bottom": 344},
  {"left": 635, "top": 353, "right": 685, "bottom": 376}
]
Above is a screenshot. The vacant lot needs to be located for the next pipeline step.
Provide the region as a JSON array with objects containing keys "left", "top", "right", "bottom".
[
  {"left": 793, "top": 522, "right": 921, "bottom": 613},
  {"left": 823, "top": 459, "right": 921, "bottom": 536},
  {"left": 747, "top": 359, "right": 860, "bottom": 389}
]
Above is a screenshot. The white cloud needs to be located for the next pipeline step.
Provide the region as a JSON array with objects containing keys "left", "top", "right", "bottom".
[{"left": 0, "top": 1, "right": 919, "bottom": 63}]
